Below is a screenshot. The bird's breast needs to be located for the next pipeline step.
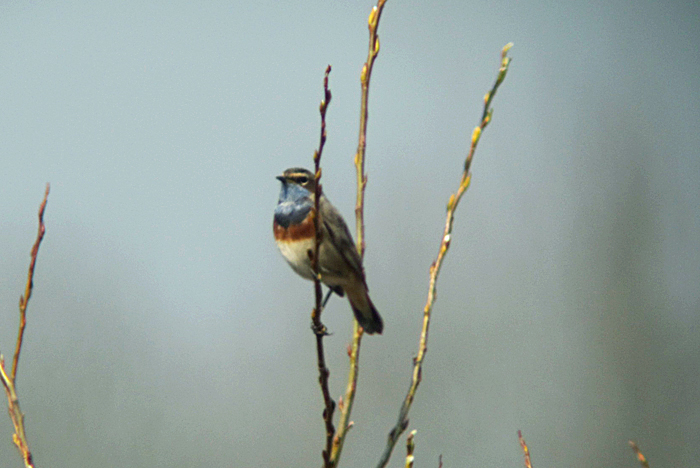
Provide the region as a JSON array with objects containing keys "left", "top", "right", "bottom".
[
  {"left": 273, "top": 212, "right": 316, "bottom": 242},
  {"left": 274, "top": 215, "right": 316, "bottom": 280}
]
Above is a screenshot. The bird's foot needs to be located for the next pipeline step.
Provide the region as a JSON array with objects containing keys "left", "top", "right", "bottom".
[{"left": 311, "top": 321, "right": 331, "bottom": 336}]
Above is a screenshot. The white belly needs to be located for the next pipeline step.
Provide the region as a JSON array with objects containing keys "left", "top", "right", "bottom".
[
  {"left": 277, "top": 238, "right": 315, "bottom": 280},
  {"left": 276, "top": 237, "right": 355, "bottom": 289}
]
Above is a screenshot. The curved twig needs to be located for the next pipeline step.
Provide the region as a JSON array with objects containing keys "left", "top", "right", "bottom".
[
  {"left": 518, "top": 430, "right": 532, "bottom": 468},
  {"left": 1, "top": 183, "right": 49, "bottom": 468},
  {"left": 629, "top": 441, "right": 650, "bottom": 468},
  {"left": 329, "top": 2, "right": 387, "bottom": 467},
  {"left": 12, "top": 184, "right": 49, "bottom": 380},
  {"left": 376, "top": 43, "right": 513, "bottom": 468},
  {"left": 310, "top": 66, "right": 335, "bottom": 467}
]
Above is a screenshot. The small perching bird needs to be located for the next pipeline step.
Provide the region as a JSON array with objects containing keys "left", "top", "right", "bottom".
[{"left": 273, "top": 167, "right": 383, "bottom": 334}]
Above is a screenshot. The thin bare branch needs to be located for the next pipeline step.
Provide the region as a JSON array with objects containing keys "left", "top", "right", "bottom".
[
  {"left": 310, "top": 66, "right": 335, "bottom": 468},
  {"left": 0, "top": 360, "right": 34, "bottom": 468},
  {"left": 1, "top": 184, "right": 49, "bottom": 468},
  {"left": 376, "top": 43, "right": 513, "bottom": 468},
  {"left": 329, "top": 2, "right": 387, "bottom": 466},
  {"left": 518, "top": 430, "right": 532, "bottom": 468},
  {"left": 12, "top": 184, "right": 50, "bottom": 381},
  {"left": 629, "top": 441, "right": 650, "bottom": 468},
  {"left": 353, "top": 0, "right": 386, "bottom": 259},
  {"left": 405, "top": 430, "right": 417, "bottom": 468}
]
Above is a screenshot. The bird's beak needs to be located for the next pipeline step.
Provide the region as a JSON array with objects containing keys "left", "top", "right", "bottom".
[{"left": 276, "top": 175, "right": 286, "bottom": 183}]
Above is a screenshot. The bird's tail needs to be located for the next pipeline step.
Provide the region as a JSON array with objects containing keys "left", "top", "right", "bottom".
[{"left": 347, "top": 285, "right": 383, "bottom": 335}]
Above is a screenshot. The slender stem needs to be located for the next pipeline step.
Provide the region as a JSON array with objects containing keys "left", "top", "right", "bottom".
[
  {"left": 629, "top": 441, "right": 650, "bottom": 468},
  {"left": 405, "top": 430, "right": 417, "bottom": 468},
  {"left": 311, "top": 66, "right": 335, "bottom": 467},
  {"left": 518, "top": 430, "right": 533, "bottom": 468},
  {"left": 0, "top": 361, "right": 34, "bottom": 468},
  {"left": 1, "top": 184, "right": 49, "bottom": 468},
  {"left": 330, "top": 320, "right": 362, "bottom": 466},
  {"left": 329, "top": 2, "right": 387, "bottom": 466},
  {"left": 12, "top": 184, "right": 49, "bottom": 381},
  {"left": 354, "top": 0, "right": 386, "bottom": 259},
  {"left": 376, "top": 43, "right": 512, "bottom": 468}
]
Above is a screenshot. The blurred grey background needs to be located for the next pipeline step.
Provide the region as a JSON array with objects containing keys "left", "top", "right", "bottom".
[{"left": 1, "top": 1, "right": 698, "bottom": 466}]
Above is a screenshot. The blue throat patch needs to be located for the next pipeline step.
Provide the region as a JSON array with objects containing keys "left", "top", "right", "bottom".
[{"left": 274, "top": 182, "right": 313, "bottom": 228}]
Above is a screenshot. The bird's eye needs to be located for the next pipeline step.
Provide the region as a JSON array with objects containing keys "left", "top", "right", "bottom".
[{"left": 297, "top": 176, "right": 309, "bottom": 184}]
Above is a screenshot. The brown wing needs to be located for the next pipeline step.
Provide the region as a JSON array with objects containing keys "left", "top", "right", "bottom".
[{"left": 320, "top": 196, "right": 365, "bottom": 281}]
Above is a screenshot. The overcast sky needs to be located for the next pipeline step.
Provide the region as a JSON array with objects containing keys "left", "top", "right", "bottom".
[{"left": 1, "top": 1, "right": 698, "bottom": 467}]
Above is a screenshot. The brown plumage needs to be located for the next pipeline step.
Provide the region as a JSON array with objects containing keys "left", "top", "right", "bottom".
[{"left": 273, "top": 168, "right": 383, "bottom": 334}]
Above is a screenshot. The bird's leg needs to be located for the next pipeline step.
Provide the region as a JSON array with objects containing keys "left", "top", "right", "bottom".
[
  {"left": 310, "top": 288, "right": 334, "bottom": 336},
  {"left": 321, "top": 288, "right": 333, "bottom": 309}
]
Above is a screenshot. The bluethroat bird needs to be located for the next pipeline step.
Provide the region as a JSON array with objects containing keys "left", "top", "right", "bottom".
[{"left": 273, "top": 167, "right": 383, "bottom": 334}]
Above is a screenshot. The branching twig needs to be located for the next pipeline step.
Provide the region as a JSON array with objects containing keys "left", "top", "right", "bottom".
[
  {"left": 518, "top": 430, "right": 532, "bottom": 468},
  {"left": 310, "top": 66, "right": 335, "bottom": 467},
  {"left": 0, "top": 363, "right": 33, "bottom": 468},
  {"left": 629, "top": 441, "right": 650, "bottom": 468},
  {"left": 376, "top": 43, "right": 513, "bottom": 468},
  {"left": 329, "top": 2, "right": 387, "bottom": 466},
  {"left": 0, "top": 183, "right": 49, "bottom": 468}
]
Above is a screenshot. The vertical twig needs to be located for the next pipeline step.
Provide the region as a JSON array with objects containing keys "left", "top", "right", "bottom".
[
  {"left": 329, "top": 1, "right": 387, "bottom": 466},
  {"left": 629, "top": 441, "right": 650, "bottom": 468},
  {"left": 311, "top": 66, "right": 335, "bottom": 468},
  {"left": 518, "top": 430, "right": 532, "bottom": 468},
  {"left": 354, "top": 0, "right": 386, "bottom": 259},
  {"left": 330, "top": 321, "right": 361, "bottom": 465},
  {"left": 405, "top": 430, "right": 417, "bottom": 468},
  {"left": 0, "top": 183, "right": 49, "bottom": 468},
  {"left": 0, "top": 363, "right": 33, "bottom": 468},
  {"left": 376, "top": 43, "right": 513, "bottom": 468},
  {"left": 12, "top": 184, "right": 49, "bottom": 381}
]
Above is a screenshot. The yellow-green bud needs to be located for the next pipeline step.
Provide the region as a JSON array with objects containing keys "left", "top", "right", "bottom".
[
  {"left": 368, "top": 6, "right": 377, "bottom": 28},
  {"left": 447, "top": 194, "right": 455, "bottom": 211},
  {"left": 471, "top": 126, "right": 481, "bottom": 145}
]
